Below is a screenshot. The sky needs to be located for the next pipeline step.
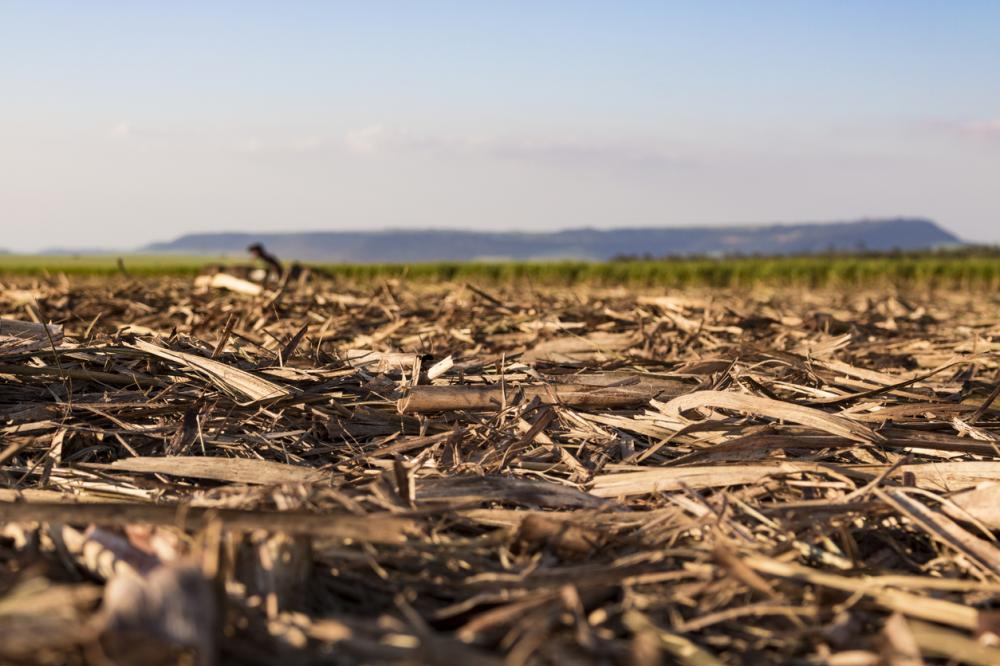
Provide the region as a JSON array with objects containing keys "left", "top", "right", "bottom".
[{"left": 1, "top": 1, "right": 998, "bottom": 252}]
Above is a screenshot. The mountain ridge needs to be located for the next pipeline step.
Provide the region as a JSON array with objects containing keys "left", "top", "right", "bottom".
[{"left": 142, "top": 218, "right": 960, "bottom": 262}]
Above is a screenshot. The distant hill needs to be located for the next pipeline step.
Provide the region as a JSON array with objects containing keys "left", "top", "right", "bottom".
[{"left": 143, "top": 218, "right": 960, "bottom": 262}]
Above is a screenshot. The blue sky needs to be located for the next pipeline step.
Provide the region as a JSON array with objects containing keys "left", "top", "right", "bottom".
[{"left": 1, "top": 1, "right": 998, "bottom": 251}]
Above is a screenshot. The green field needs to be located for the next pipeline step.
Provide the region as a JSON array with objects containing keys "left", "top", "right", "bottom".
[
  {"left": 0, "top": 254, "right": 233, "bottom": 277},
  {"left": 2, "top": 253, "right": 1000, "bottom": 288}
]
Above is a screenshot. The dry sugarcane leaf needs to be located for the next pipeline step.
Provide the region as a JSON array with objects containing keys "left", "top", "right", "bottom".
[
  {"left": 399, "top": 379, "right": 689, "bottom": 413},
  {"left": 89, "top": 456, "right": 327, "bottom": 485},
  {"left": 590, "top": 464, "right": 783, "bottom": 498},
  {"left": 590, "top": 460, "right": 1000, "bottom": 498},
  {"left": 944, "top": 482, "right": 1000, "bottom": 529},
  {"left": 0, "top": 318, "right": 63, "bottom": 354},
  {"left": 894, "top": 461, "right": 1000, "bottom": 492},
  {"left": 193, "top": 272, "right": 264, "bottom": 295},
  {"left": 132, "top": 339, "right": 290, "bottom": 402},
  {"left": 878, "top": 488, "right": 1000, "bottom": 576},
  {"left": 655, "top": 390, "right": 882, "bottom": 443},
  {"left": 522, "top": 331, "right": 639, "bottom": 363},
  {"left": 345, "top": 348, "right": 420, "bottom": 372}
]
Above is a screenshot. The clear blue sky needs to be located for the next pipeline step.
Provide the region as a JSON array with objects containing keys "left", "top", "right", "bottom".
[{"left": 1, "top": 1, "right": 998, "bottom": 251}]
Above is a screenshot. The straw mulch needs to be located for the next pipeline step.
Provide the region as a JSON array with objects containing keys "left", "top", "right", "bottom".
[{"left": 2, "top": 273, "right": 1000, "bottom": 665}]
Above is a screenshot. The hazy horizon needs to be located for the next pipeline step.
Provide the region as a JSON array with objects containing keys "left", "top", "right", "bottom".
[{"left": 2, "top": 2, "right": 998, "bottom": 252}]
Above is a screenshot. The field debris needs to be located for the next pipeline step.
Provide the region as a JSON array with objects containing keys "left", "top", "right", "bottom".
[
  {"left": 193, "top": 272, "right": 264, "bottom": 296},
  {"left": 0, "top": 317, "right": 63, "bottom": 354},
  {"left": 2, "top": 274, "right": 1000, "bottom": 664}
]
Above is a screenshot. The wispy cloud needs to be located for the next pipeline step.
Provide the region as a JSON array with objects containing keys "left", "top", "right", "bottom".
[
  {"left": 236, "top": 124, "right": 690, "bottom": 171},
  {"left": 107, "top": 121, "right": 208, "bottom": 150},
  {"left": 108, "top": 121, "right": 185, "bottom": 140},
  {"left": 933, "top": 118, "right": 1000, "bottom": 140},
  {"left": 109, "top": 121, "right": 134, "bottom": 138},
  {"left": 479, "top": 135, "right": 685, "bottom": 170},
  {"left": 343, "top": 125, "right": 687, "bottom": 170},
  {"left": 344, "top": 124, "right": 390, "bottom": 155},
  {"left": 959, "top": 119, "right": 1000, "bottom": 137},
  {"left": 234, "top": 134, "right": 331, "bottom": 155}
]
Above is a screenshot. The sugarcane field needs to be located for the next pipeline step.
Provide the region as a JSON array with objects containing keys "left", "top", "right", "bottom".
[{"left": 1, "top": 262, "right": 999, "bottom": 665}]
